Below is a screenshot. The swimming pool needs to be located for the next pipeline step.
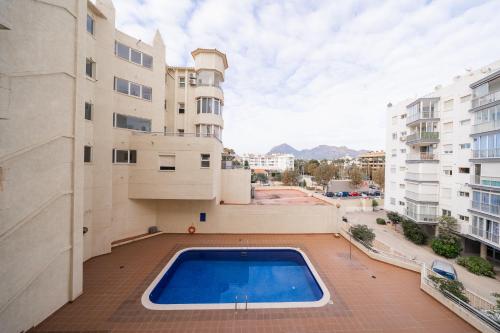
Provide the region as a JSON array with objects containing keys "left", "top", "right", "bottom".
[{"left": 142, "top": 247, "right": 330, "bottom": 310}]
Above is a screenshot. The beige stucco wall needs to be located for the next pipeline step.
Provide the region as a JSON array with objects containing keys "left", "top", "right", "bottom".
[
  {"left": 157, "top": 200, "right": 339, "bottom": 234},
  {"left": 0, "top": 1, "right": 85, "bottom": 332},
  {"left": 221, "top": 169, "right": 251, "bottom": 204}
]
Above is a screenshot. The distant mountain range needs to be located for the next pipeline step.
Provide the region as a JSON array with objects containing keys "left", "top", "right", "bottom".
[{"left": 267, "top": 143, "right": 369, "bottom": 160}]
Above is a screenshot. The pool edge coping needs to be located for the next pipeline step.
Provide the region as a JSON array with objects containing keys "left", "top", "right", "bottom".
[{"left": 140, "top": 246, "right": 331, "bottom": 310}]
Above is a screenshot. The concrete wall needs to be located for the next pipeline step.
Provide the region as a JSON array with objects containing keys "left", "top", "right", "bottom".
[
  {"left": 221, "top": 169, "right": 251, "bottom": 204},
  {"left": 0, "top": 1, "right": 85, "bottom": 332},
  {"left": 157, "top": 200, "right": 339, "bottom": 234}
]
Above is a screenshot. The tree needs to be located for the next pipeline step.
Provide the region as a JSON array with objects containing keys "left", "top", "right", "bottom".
[
  {"left": 282, "top": 169, "right": 300, "bottom": 186},
  {"left": 431, "top": 216, "right": 462, "bottom": 258},
  {"left": 305, "top": 159, "right": 320, "bottom": 175},
  {"left": 244, "top": 160, "right": 249, "bottom": 169},
  {"left": 348, "top": 166, "right": 363, "bottom": 188},
  {"left": 372, "top": 167, "right": 385, "bottom": 190},
  {"left": 313, "top": 164, "right": 337, "bottom": 190}
]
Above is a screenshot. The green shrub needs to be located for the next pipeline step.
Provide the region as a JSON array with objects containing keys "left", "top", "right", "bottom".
[
  {"left": 350, "top": 224, "right": 376, "bottom": 246},
  {"left": 457, "top": 256, "right": 495, "bottom": 277},
  {"left": 401, "top": 219, "right": 427, "bottom": 245},
  {"left": 372, "top": 199, "right": 379, "bottom": 208},
  {"left": 428, "top": 275, "right": 469, "bottom": 303},
  {"left": 386, "top": 211, "right": 402, "bottom": 224},
  {"left": 431, "top": 238, "right": 461, "bottom": 258},
  {"left": 376, "top": 218, "right": 386, "bottom": 225}
]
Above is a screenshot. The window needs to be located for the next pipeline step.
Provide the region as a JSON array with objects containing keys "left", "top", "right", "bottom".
[
  {"left": 85, "top": 102, "right": 92, "bottom": 120},
  {"left": 399, "top": 201, "right": 405, "bottom": 206},
  {"left": 460, "top": 94, "right": 471, "bottom": 103},
  {"left": 458, "top": 191, "right": 470, "bottom": 197},
  {"left": 114, "top": 41, "right": 153, "bottom": 69},
  {"left": 84, "top": 146, "right": 92, "bottom": 163},
  {"left": 86, "top": 15, "right": 94, "bottom": 35},
  {"left": 459, "top": 215, "right": 469, "bottom": 222},
  {"left": 391, "top": 149, "right": 396, "bottom": 157},
  {"left": 400, "top": 114, "right": 407, "bottom": 119},
  {"left": 114, "top": 77, "right": 152, "bottom": 101},
  {"left": 159, "top": 154, "right": 175, "bottom": 171},
  {"left": 178, "top": 103, "right": 185, "bottom": 114},
  {"left": 443, "top": 144, "right": 453, "bottom": 154},
  {"left": 390, "top": 197, "right": 396, "bottom": 205},
  {"left": 442, "top": 209, "right": 451, "bottom": 217},
  {"left": 460, "top": 119, "right": 470, "bottom": 126},
  {"left": 201, "top": 154, "right": 210, "bottom": 168},
  {"left": 392, "top": 133, "right": 397, "bottom": 140},
  {"left": 113, "top": 113, "right": 151, "bottom": 132},
  {"left": 112, "top": 149, "right": 137, "bottom": 164},
  {"left": 86, "top": 58, "right": 95, "bottom": 78},
  {"left": 400, "top": 148, "right": 406, "bottom": 153},
  {"left": 443, "top": 168, "right": 452, "bottom": 176},
  {"left": 179, "top": 77, "right": 185, "bottom": 88},
  {"left": 460, "top": 143, "right": 471, "bottom": 149},
  {"left": 196, "top": 97, "right": 222, "bottom": 114},
  {"left": 399, "top": 184, "right": 405, "bottom": 189},
  {"left": 459, "top": 167, "right": 470, "bottom": 174},
  {"left": 177, "top": 129, "right": 184, "bottom": 136},
  {"left": 399, "top": 166, "right": 406, "bottom": 171}
]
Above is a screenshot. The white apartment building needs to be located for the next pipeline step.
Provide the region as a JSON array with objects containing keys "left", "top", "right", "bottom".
[
  {"left": 0, "top": 1, "right": 250, "bottom": 332},
  {"left": 241, "top": 153, "right": 295, "bottom": 171},
  {"left": 385, "top": 61, "right": 500, "bottom": 263}
]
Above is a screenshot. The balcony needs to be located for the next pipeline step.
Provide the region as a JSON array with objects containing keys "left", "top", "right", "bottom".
[
  {"left": 471, "top": 148, "right": 500, "bottom": 159},
  {"left": 406, "top": 152, "right": 438, "bottom": 162},
  {"left": 405, "top": 172, "right": 438, "bottom": 182},
  {"left": 471, "top": 119, "right": 500, "bottom": 135},
  {"left": 406, "top": 132, "right": 439, "bottom": 145},
  {"left": 470, "top": 175, "right": 500, "bottom": 188},
  {"left": 469, "top": 225, "right": 500, "bottom": 246},
  {"left": 405, "top": 190, "right": 439, "bottom": 202},
  {"left": 471, "top": 90, "right": 500, "bottom": 109},
  {"left": 471, "top": 200, "right": 500, "bottom": 216},
  {"left": 406, "top": 111, "right": 440, "bottom": 125},
  {"left": 405, "top": 210, "right": 439, "bottom": 223}
]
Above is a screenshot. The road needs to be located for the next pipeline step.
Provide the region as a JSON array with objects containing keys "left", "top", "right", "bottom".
[{"left": 345, "top": 210, "right": 500, "bottom": 303}]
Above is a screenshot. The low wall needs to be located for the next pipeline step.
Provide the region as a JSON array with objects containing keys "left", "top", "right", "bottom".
[
  {"left": 221, "top": 169, "right": 251, "bottom": 204},
  {"left": 157, "top": 200, "right": 339, "bottom": 234}
]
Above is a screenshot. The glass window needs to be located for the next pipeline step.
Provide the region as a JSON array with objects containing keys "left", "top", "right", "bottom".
[
  {"left": 129, "top": 150, "right": 137, "bottom": 163},
  {"left": 214, "top": 99, "right": 220, "bottom": 115},
  {"left": 115, "top": 77, "right": 129, "bottom": 94},
  {"left": 179, "top": 77, "right": 185, "bottom": 88},
  {"left": 202, "top": 97, "right": 208, "bottom": 113},
  {"left": 115, "top": 149, "right": 129, "bottom": 163},
  {"left": 159, "top": 155, "right": 175, "bottom": 171},
  {"left": 178, "top": 103, "right": 185, "bottom": 114},
  {"left": 130, "top": 82, "right": 141, "bottom": 97},
  {"left": 113, "top": 113, "right": 151, "bottom": 132},
  {"left": 142, "top": 54, "right": 153, "bottom": 68},
  {"left": 84, "top": 146, "right": 92, "bottom": 163},
  {"left": 116, "top": 42, "right": 129, "bottom": 59},
  {"left": 86, "top": 59, "right": 95, "bottom": 78},
  {"left": 130, "top": 49, "right": 142, "bottom": 64},
  {"left": 85, "top": 102, "right": 92, "bottom": 120},
  {"left": 86, "top": 15, "right": 94, "bottom": 34},
  {"left": 201, "top": 154, "right": 210, "bottom": 168},
  {"left": 142, "top": 86, "right": 152, "bottom": 101},
  {"left": 197, "top": 98, "right": 201, "bottom": 114}
]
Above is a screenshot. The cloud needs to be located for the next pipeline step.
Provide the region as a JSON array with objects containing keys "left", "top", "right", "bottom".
[{"left": 113, "top": 0, "right": 500, "bottom": 154}]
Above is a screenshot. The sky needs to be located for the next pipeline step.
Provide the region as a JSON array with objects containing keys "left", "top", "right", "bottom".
[{"left": 113, "top": 0, "right": 500, "bottom": 154}]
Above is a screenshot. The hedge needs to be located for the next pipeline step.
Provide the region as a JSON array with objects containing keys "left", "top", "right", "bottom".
[{"left": 457, "top": 256, "right": 495, "bottom": 277}]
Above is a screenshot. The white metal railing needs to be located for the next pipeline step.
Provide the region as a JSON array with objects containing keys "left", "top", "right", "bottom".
[
  {"left": 405, "top": 210, "right": 439, "bottom": 223},
  {"left": 472, "top": 148, "right": 500, "bottom": 159},
  {"left": 407, "top": 111, "right": 440, "bottom": 124},
  {"left": 470, "top": 226, "right": 500, "bottom": 245},
  {"left": 471, "top": 201, "right": 500, "bottom": 216},
  {"left": 472, "top": 119, "right": 500, "bottom": 134},
  {"left": 471, "top": 90, "right": 500, "bottom": 109},
  {"left": 405, "top": 172, "right": 438, "bottom": 182},
  {"left": 470, "top": 175, "right": 500, "bottom": 188},
  {"left": 131, "top": 131, "right": 222, "bottom": 143},
  {"left": 405, "top": 190, "right": 439, "bottom": 202}
]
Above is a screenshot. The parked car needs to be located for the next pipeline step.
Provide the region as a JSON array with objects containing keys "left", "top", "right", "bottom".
[
  {"left": 340, "top": 191, "right": 350, "bottom": 197},
  {"left": 325, "top": 192, "right": 335, "bottom": 197},
  {"left": 369, "top": 190, "right": 381, "bottom": 196},
  {"left": 431, "top": 260, "right": 458, "bottom": 281},
  {"left": 349, "top": 191, "right": 360, "bottom": 197}
]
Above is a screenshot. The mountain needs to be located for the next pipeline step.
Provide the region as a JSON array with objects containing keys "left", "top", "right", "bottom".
[{"left": 267, "top": 143, "right": 369, "bottom": 160}]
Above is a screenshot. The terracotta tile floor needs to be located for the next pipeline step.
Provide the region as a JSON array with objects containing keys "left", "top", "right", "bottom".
[{"left": 31, "top": 234, "right": 477, "bottom": 333}]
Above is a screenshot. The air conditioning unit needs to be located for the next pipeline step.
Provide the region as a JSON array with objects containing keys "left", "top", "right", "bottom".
[{"left": 189, "top": 78, "right": 196, "bottom": 85}]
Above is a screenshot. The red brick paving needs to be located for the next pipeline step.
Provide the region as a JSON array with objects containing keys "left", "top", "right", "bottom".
[{"left": 30, "top": 234, "right": 477, "bottom": 332}]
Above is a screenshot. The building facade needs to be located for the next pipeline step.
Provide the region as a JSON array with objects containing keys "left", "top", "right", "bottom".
[
  {"left": 0, "top": 1, "right": 250, "bottom": 332},
  {"left": 240, "top": 153, "right": 295, "bottom": 171},
  {"left": 358, "top": 150, "right": 385, "bottom": 179},
  {"left": 385, "top": 61, "right": 500, "bottom": 263}
]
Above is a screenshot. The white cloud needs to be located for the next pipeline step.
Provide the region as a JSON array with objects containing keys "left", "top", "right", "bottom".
[{"left": 113, "top": 0, "right": 500, "bottom": 154}]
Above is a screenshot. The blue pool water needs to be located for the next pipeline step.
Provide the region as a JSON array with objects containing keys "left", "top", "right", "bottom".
[{"left": 149, "top": 249, "right": 324, "bottom": 304}]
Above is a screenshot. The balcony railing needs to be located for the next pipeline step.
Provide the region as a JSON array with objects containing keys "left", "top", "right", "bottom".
[
  {"left": 471, "top": 119, "right": 500, "bottom": 134},
  {"left": 405, "top": 190, "right": 439, "bottom": 202},
  {"left": 405, "top": 210, "right": 439, "bottom": 223},
  {"left": 405, "top": 172, "right": 438, "bottom": 182},
  {"left": 406, "top": 132, "right": 439, "bottom": 145},
  {"left": 471, "top": 148, "right": 500, "bottom": 159},
  {"left": 471, "top": 90, "right": 500, "bottom": 109},
  {"left": 470, "top": 226, "right": 500, "bottom": 245},
  {"left": 470, "top": 175, "right": 500, "bottom": 188},
  {"left": 471, "top": 201, "right": 500, "bottom": 216},
  {"left": 406, "top": 152, "right": 438, "bottom": 161},
  {"left": 406, "top": 111, "right": 439, "bottom": 124},
  {"left": 131, "top": 131, "right": 222, "bottom": 143}
]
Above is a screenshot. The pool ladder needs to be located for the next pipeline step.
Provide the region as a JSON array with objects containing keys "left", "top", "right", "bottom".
[{"left": 234, "top": 295, "right": 248, "bottom": 312}]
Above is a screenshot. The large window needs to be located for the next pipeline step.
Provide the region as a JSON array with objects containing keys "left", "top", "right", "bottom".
[
  {"left": 84, "top": 146, "right": 92, "bottom": 163},
  {"left": 86, "top": 15, "right": 94, "bottom": 35},
  {"left": 113, "top": 113, "right": 151, "bottom": 132},
  {"left": 196, "top": 97, "right": 222, "bottom": 115},
  {"left": 86, "top": 58, "right": 95, "bottom": 78},
  {"left": 114, "top": 41, "right": 153, "bottom": 69},
  {"left": 85, "top": 102, "right": 92, "bottom": 120},
  {"left": 114, "top": 77, "right": 152, "bottom": 101},
  {"left": 159, "top": 154, "right": 175, "bottom": 171},
  {"left": 473, "top": 133, "right": 500, "bottom": 158},
  {"left": 196, "top": 70, "right": 223, "bottom": 87},
  {"left": 196, "top": 124, "right": 222, "bottom": 139},
  {"left": 201, "top": 154, "right": 210, "bottom": 168},
  {"left": 112, "top": 149, "right": 137, "bottom": 164},
  {"left": 179, "top": 77, "right": 185, "bottom": 88}
]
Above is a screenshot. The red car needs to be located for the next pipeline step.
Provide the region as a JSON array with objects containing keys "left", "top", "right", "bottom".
[{"left": 349, "top": 191, "right": 360, "bottom": 197}]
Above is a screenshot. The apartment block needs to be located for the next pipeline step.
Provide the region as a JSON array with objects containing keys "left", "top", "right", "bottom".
[
  {"left": 385, "top": 61, "right": 500, "bottom": 263},
  {"left": 0, "top": 1, "right": 250, "bottom": 332},
  {"left": 240, "top": 153, "right": 295, "bottom": 171},
  {"left": 358, "top": 150, "right": 385, "bottom": 179}
]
